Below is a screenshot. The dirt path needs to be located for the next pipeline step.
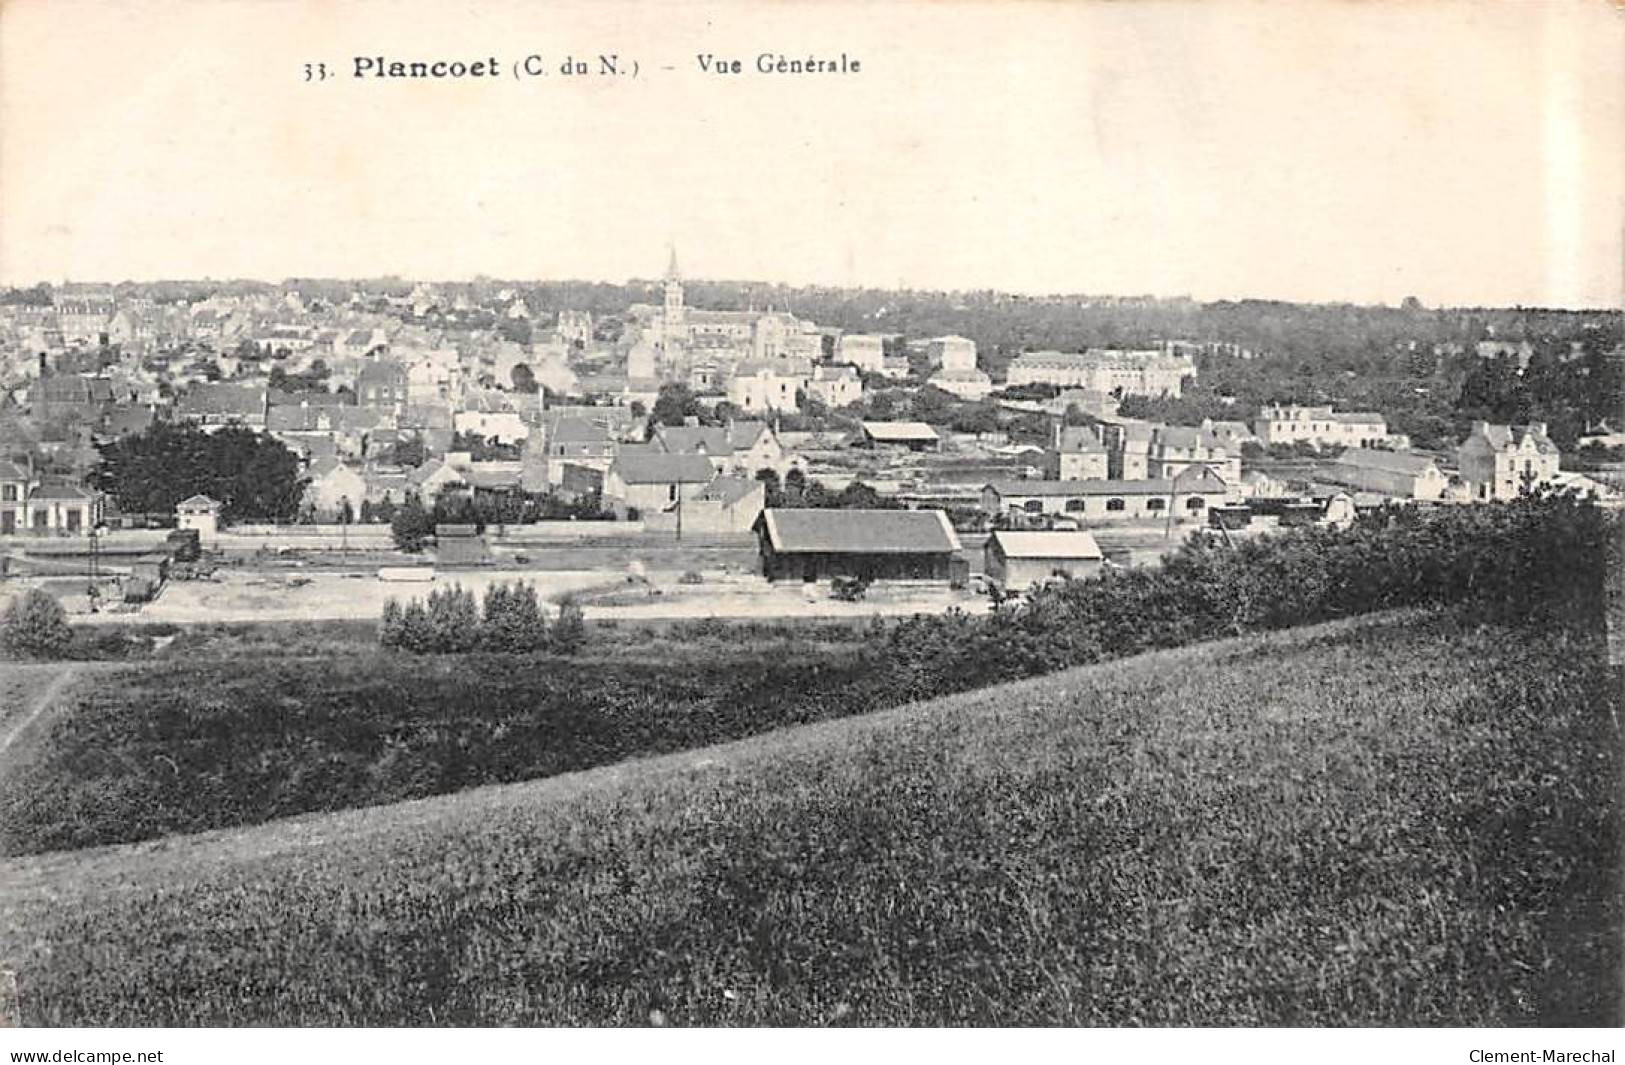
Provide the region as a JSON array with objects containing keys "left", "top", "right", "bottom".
[{"left": 0, "top": 665, "right": 80, "bottom": 768}]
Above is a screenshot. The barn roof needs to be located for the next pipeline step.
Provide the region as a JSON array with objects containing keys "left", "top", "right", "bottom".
[
  {"left": 988, "top": 531, "right": 1104, "bottom": 560},
  {"left": 757, "top": 508, "right": 961, "bottom": 555}
]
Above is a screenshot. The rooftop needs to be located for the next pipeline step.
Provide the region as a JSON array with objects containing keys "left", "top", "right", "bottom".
[
  {"left": 611, "top": 452, "right": 717, "bottom": 485},
  {"left": 988, "top": 530, "right": 1104, "bottom": 560},
  {"left": 758, "top": 508, "right": 961, "bottom": 555}
]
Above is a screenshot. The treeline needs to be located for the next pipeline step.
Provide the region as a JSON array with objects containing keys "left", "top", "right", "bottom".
[
  {"left": 380, "top": 582, "right": 585, "bottom": 654},
  {"left": 880, "top": 490, "right": 1612, "bottom": 700},
  {"left": 389, "top": 489, "right": 620, "bottom": 550}
]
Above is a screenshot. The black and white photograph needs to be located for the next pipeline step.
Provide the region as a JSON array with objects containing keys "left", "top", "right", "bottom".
[{"left": 0, "top": 0, "right": 1621, "bottom": 1054}]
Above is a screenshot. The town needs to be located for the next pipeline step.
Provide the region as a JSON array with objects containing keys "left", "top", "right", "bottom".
[{"left": 0, "top": 252, "right": 1620, "bottom": 626}]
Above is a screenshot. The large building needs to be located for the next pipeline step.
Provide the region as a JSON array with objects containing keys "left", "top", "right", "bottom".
[
  {"left": 1253, "top": 404, "right": 1396, "bottom": 449},
  {"left": 981, "top": 468, "right": 1229, "bottom": 523},
  {"left": 755, "top": 507, "right": 963, "bottom": 582},
  {"left": 1321, "top": 448, "right": 1448, "bottom": 501},
  {"left": 1006, "top": 349, "right": 1196, "bottom": 397},
  {"left": 1456, "top": 421, "right": 1561, "bottom": 502},
  {"left": 640, "top": 249, "right": 823, "bottom": 376}
]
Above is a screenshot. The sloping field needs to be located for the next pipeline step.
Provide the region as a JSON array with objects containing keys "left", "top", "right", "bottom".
[{"left": 0, "top": 610, "right": 1616, "bottom": 1026}]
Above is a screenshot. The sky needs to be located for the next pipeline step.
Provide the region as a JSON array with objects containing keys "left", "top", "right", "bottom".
[{"left": 1, "top": 0, "right": 1621, "bottom": 308}]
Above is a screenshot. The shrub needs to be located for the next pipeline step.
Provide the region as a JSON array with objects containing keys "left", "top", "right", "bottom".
[
  {"left": 552, "top": 596, "right": 586, "bottom": 653},
  {"left": 2, "top": 589, "right": 73, "bottom": 659},
  {"left": 679, "top": 570, "right": 704, "bottom": 585},
  {"left": 482, "top": 581, "right": 548, "bottom": 652},
  {"left": 425, "top": 585, "right": 481, "bottom": 653}
]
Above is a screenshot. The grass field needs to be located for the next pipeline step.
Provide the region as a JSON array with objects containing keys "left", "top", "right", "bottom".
[
  {"left": 1, "top": 609, "right": 1615, "bottom": 1026},
  {"left": 0, "top": 629, "right": 897, "bottom": 854}
]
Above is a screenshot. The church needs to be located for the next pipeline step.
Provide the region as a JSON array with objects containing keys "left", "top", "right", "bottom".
[{"left": 628, "top": 248, "right": 824, "bottom": 386}]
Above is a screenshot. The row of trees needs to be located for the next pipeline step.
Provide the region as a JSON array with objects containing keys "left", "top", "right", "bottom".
[
  {"left": 379, "top": 582, "right": 585, "bottom": 654},
  {"left": 388, "top": 489, "right": 620, "bottom": 551},
  {"left": 876, "top": 490, "right": 1612, "bottom": 701},
  {"left": 754, "top": 469, "right": 904, "bottom": 511}
]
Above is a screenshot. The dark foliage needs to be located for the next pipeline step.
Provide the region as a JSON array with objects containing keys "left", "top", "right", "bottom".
[{"left": 91, "top": 422, "right": 307, "bottom": 523}]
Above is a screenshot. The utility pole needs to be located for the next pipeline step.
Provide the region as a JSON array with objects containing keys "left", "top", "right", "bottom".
[{"left": 675, "top": 480, "right": 683, "bottom": 542}]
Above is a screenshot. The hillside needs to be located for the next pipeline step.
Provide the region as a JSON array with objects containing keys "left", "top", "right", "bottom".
[{"left": 0, "top": 609, "right": 1617, "bottom": 1026}]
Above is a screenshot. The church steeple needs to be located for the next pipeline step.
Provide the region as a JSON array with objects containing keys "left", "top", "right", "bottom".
[{"left": 663, "top": 244, "right": 685, "bottom": 335}]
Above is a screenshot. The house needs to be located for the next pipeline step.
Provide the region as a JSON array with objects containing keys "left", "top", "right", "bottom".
[
  {"left": 726, "top": 359, "right": 809, "bottom": 414},
  {"left": 926, "top": 335, "right": 977, "bottom": 372},
  {"left": 0, "top": 459, "right": 31, "bottom": 534},
  {"left": 983, "top": 530, "right": 1104, "bottom": 590},
  {"left": 176, "top": 494, "right": 222, "bottom": 538},
  {"left": 175, "top": 383, "right": 268, "bottom": 429},
  {"left": 928, "top": 368, "right": 994, "bottom": 401},
  {"left": 981, "top": 468, "right": 1230, "bottom": 523},
  {"left": 1456, "top": 421, "right": 1561, "bottom": 502},
  {"left": 650, "top": 420, "right": 784, "bottom": 476},
  {"left": 1252, "top": 405, "right": 1395, "bottom": 450},
  {"left": 1146, "top": 425, "right": 1241, "bottom": 484},
  {"left": 1047, "top": 425, "right": 1110, "bottom": 481},
  {"left": 0, "top": 461, "right": 105, "bottom": 534},
  {"left": 603, "top": 452, "right": 717, "bottom": 515},
  {"left": 806, "top": 365, "right": 863, "bottom": 409},
  {"left": 858, "top": 421, "right": 941, "bottom": 452},
  {"left": 356, "top": 360, "right": 409, "bottom": 410},
  {"left": 643, "top": 475, "right": 765, "bottom": 535},
  {"left": 408, "top": 457, "right": 468, "bottom": 499},
  {"left": 754, "top": 508, "right": 963, "bottom": 582},
  {"left": 1097, "top": 418, "right": 1155, "bottom": 479},
  {"left": 836, "top": 334, "right": 885, "bottom": 373},
  {"left": 1321, "top": 448, "right": 1448, "bottom": 501},
  {"left": 303, "top": 458, "right": 368, "bottom": 518},
  {"left": 542, "top": 417, "right": 618, "bottom": 485}
]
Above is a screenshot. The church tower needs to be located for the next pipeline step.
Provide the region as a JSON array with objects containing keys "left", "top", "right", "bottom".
[{"left": 662, "top": 245, "right": 685, "bottom": 337}]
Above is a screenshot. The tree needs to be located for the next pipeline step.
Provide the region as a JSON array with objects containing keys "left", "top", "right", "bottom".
[
  {"left": 552, "top": 596, "right": 586, "bottom": 652},
  {"left": 652, "top": 383, "right": 701, "bottom": 427},
  {"left": 481, "top": 581, "right": 548, "bottom": 652},
  {"left": 91, "top": 422, "right": 306, "bottom": 523},
  {"left": 392, "top": 434, "right": 428, "bottom": 468},
  {"left": 510, "top": 364, "right": 538, "bottom": 394},
  {"left": 2, "top": 589, "right": 72, "bottom": 658},
  {"left": 390, "top": 494, "right": 435, "bottom": 552},
  {"left": 755, "top": 467, "right": 783, "bottom": 507}
]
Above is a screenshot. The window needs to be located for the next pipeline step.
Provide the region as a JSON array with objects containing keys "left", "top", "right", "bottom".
[
  {"left": 1, "top": 484, "right": 14, "bottom": 502},
  {"left": 1186, "top": 496, "right": 1206, "bottom": 510},
  {"left": 1105, "top": 498, "right": 1126, "bottom": 512},
  {"left": 1146, "top": 497, "right": 1166, "bottom": 512},
  {"left": 1064, "top": 498, "right": 1087, "bottom": 513},
  {"left": 1022, "top": 500, "right": 1044, "bottom": 514},
  {"left": 669, "top": 484, "right": 678, "bottom": 502}
]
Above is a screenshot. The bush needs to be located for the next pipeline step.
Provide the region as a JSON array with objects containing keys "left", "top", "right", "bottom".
[
  {"left": 482, "top": 581, "right": 548, "bottom": 652},
  {"left": 678, "top": 570, "right": 703, "bottom": 585},
  {"left": 381, "top": 581, "right": 555, "bottom": 654},
  {"left": 2, "top": 589, "right": 73, "bottom": 659},
  {"left": 552, "top": 596, "right": 586, "bottom": 653}
]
